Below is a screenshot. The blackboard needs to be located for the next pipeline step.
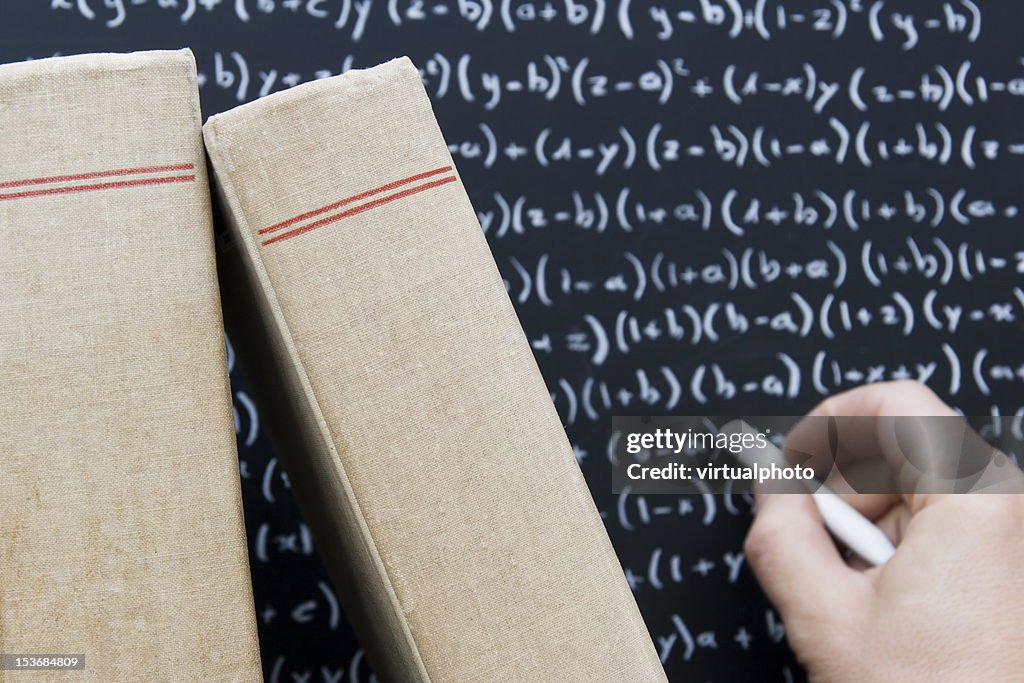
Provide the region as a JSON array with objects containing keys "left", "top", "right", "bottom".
[{"left": 4, "top": 1, "right": 1022, "bottom": 680}]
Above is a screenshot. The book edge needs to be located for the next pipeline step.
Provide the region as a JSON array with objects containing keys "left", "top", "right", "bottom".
[
  {"left": 204, "top": 56, "right": 414, "bottom": 131},
  {"left": 0, "top": 48, "right": 197, "bottom": 78},
  {"left": 180, "top": 49, "right": 267, "bottom": 681}
]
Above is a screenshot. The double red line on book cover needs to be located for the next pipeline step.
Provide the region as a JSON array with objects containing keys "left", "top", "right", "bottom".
[
  {"left": 258, "top": 165, "right": 458, "bottom": 246},
  {"left": 0, "top": 163, "right": 195, "bottom": 202}
]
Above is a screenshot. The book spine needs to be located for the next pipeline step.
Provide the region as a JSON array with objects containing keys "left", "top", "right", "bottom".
[
  {"left": 206, "top": 110, "right": 431, "bottom": 683},
  {"left": 0, "top": 49, "right": 263, "bottom": 682}
]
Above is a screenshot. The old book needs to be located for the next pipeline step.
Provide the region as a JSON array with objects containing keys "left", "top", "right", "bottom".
[
  {"left": 0, "top": 50, "right": 263, "bottom": 681},
  {"left": 204, "top": 57, "right": 666, "bottom": 682}
]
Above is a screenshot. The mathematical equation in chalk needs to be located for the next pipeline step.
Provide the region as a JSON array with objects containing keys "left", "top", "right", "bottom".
[
  {"left": 265, "top": 651, "right": 377, "bottom": 683},
  {"left": 499, "top": 243, "right": 1020, "bottom": 302},
  {"left": 49, "top": 0, "right": 982, "bottom": 49},
  {"left": 171, "top": 50, "right": 1024, "bottom": 113},
  {"left": 417, "top": 56, "right": 1018, "bottom": 113},
  {"left": 651, "top": 608, "right": 789, "bottom": 667},
  {"left": 526, "top": 288, "right": 1023, "bottom": 360},
  {"left": 442, "top": 120, "right": 1024, "bottom": 173},
  {"left": 476, "top": 187, "right": 1018, "bottom": 236},
  {"left": 548, "top": 345, "right": 1024, "bottom": 419}
]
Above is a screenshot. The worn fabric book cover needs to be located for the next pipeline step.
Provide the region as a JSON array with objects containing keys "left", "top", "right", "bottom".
[
  {"left": 0, "top": 50, "right": 263, "bottom": 681},
  {"left": 204, "top": 56, "right": 666, "bottom": 682}
]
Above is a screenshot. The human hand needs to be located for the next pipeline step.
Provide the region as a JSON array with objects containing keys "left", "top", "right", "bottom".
[{"left": 744, "top": 381, "right": 1024, "bottom": 682}]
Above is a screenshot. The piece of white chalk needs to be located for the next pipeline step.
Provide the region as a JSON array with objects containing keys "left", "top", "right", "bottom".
[
  {"left": 810, "top": 489, "right": 895, "bottom": 566},
  {"left": 721, "top": 420, "right": 896, "bottom": 566}
]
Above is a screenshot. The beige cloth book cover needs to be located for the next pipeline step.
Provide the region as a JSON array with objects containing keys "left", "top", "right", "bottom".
[
  {"left": 0, "top": 50, "right": 263, "bottom": 682},
  {"left": 204, "top": 57, "right": 666, "bottom": 682}
]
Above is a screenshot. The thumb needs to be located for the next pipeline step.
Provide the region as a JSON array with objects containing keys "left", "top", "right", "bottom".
[{"left": 745, "top": 492, "right": 868, "bottom": 640}]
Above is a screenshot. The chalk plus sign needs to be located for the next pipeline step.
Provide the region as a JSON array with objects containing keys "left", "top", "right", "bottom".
[{"left": 692, "top": 558, "right": 715, "bottom": 576}]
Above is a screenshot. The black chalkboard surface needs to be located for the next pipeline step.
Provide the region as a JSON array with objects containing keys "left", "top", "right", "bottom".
[{"left": 4, "top": 1, "right": 1023, "bottom": 680}]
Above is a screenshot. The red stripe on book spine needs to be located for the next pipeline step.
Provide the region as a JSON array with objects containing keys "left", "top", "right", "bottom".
[
  {"left": 262, "top": 175, "right": 458, "bottom": 246},
  {"left": 258, "top": 165, "right": 454, "bottom": 235},
  {"left": 0, "top": 174, "right": 196, "bottom": 202},
  {"left": 0, "top": 163, "right": 195, "bottom": 189}
]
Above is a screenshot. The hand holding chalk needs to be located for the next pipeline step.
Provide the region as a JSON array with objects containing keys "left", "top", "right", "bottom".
[
  {"left": 721, "top": 419, "right": 895, "bottom": 566},
  {"left": 741, "top": 381, "right": 1024, "bottom": 682}
]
